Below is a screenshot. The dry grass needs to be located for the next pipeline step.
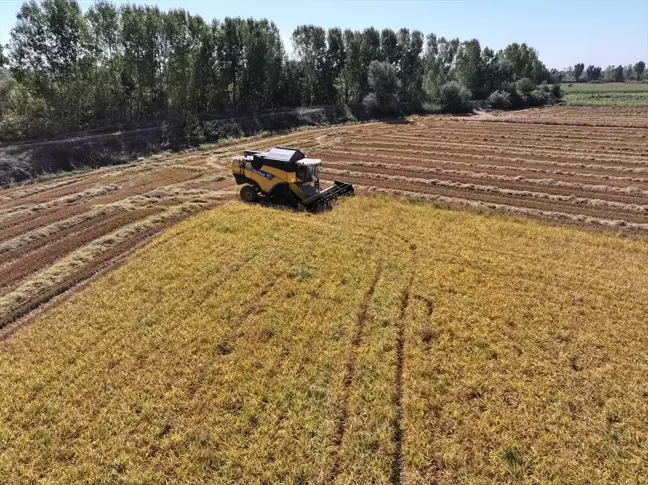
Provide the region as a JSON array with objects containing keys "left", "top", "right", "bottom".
[{"left": 1, "top": 196, "right": 647, "bottom": 484}]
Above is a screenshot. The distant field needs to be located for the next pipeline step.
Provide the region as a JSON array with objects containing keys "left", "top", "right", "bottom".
[
  {"left": 563, "top": 82, "right": 648, "bottom": 93},
  {"left": 1, "top": 197, "right": 647, "bottom": 483},
  {"left": 562, "top": 82, "right": 648, "bottom": 106}
]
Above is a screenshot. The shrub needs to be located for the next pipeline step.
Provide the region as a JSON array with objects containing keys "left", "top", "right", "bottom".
[
  {"left": 364, "top": 61, "right": 401, "bottom": 116},
  {"left": 528, "top": 89, "right": 549, "bottom": 106},
  {"left": 516, "top": 77, "right": 536, "bottom": 96},
  {"left": 182, "top": 114, "right": 205, "bottom": 147},
  {"left": 437, "top": 81, "right": 472, "bottom": 113},
  {"left": 203, "top": 120, "right": 243, "bottom": 141},
  {"left": 501, "top": 81, "right": 526, "bottom": 110},
  {"left": 551, "top": 83, "right": 563, "bottom": 99},
  {"left": 362, "top": 93, "right": 379, "bottom": 113},
  {"left": 161, "top": 121, "right": 182, "bottom": 150},
  {"left": 487, "top": 90, "right": 513, "bottom": 110}
]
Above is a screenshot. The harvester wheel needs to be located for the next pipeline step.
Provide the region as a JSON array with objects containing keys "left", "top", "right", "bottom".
[{"left": 240, "top": 185, "right": 259, "bottom": 203}]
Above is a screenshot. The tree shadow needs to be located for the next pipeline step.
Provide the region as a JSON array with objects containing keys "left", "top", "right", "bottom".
[{"left": 384, "top": 118, "right": 411, "bottom": 125}]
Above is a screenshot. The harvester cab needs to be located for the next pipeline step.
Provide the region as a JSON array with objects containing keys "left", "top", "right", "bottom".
[{"left": 231, "top": 147, "right": 354, "bottom": 211}]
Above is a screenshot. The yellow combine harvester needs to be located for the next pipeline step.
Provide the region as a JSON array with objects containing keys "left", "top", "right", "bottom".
[{"left": 231, "top": 147, "right": 354, "bottom": 211}]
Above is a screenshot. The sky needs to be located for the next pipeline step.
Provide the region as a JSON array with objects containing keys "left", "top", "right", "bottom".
[{"left": 0, "top": 0, "right": 646, "bottom": 69}]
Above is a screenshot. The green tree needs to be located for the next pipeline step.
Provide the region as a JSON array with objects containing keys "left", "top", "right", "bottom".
[
  {"left": 292, "top": 25, "right": 328, "bottom": 105},
  {"left": 241, "top": 19, "right": 284, "bottom": 109},
  {"left": 549, "top": 68, "right": 563, "bottom": 84},
  {"left": 0, "top": 0, "right": 561, "bottom": 141},
  {"left": 341, "top": 29, "right": 362, "bottom": 103},
  {"left": 454, "top": 38, "right": 482, "bottom": 98},
  {"left": 190, "top": 21, "right": 218, "bottom": 113},
  {"left": 437, "top": 80, "right": 471, "bottom": 113},
  {"left": 574, "top": 63, "right": 585, "bottom": 82},
  {"left": 291, "top": 25, "right": 324, "bottom": 105},
  {"left": 85, "top": 1, "right": 121, "bottom": 122},
  {"left": 613, "top": 65, "right": 624, "bottom": 82},
  {"left": 9, "top": 0, "right": 90, "bottom": 128},
  {"left": 216, "top": 17, "right": 245, "bottom": 107},
  {"left": 357, "top": 27, "right": 381, "bottom": 99},
  {"left": 326, "top": 28, "right": 345, "bottom": 104},
  {"left": 278, "top": 58, "right": 304, "bottom": 107},
  {"left": 379, "top": 29, "right": 399, "bottom": 65},
  {"left": 397, "top": 28, "right": 424, "bottom": 101},
  {"left": 363, "top": 60, "right": 400, "bottom": 114},
  {"left": 585, "top": 65, "right": 601, "bottom": 82},
  {"left": 635, "top": 61, "right": 645, "bottom": 80},
  {"left": 0, "top": 68, "right": 17, "bottom": 117},
  {"left": 499, "top": 43, "right": 545, "bottom": 82},
  {"left": 423, "top": 35, "right": 460, "bottom": 99}
]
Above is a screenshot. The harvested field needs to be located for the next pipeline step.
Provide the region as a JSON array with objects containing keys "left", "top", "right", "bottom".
[
  {"left": 1, "top": 198, "right": 647, "bottom": 484},
  {"left": 1, "top": 105, "right": 647, "bottom": 330},
  {"left": 485, "top": 106, "right": 648, "bottom": 128},
  {"left": 307, "top": 107, "right": 648, "bottom": 232}
]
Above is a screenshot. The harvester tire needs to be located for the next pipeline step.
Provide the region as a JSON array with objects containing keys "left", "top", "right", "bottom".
[{"left": 240, "top": 185, "right": 259, "bottom": 203}]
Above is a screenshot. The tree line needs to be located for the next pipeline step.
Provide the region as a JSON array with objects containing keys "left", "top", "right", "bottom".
[
  {"left": 553, "top": 62, "right": 646, "bottom": 83},
  {"left": 0, "top": 0, "right": 558, "bottom": 142}
]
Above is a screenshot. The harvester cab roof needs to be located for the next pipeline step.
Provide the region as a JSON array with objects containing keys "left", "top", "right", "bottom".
[
  {"left": 243, "top": 147, "right": 322, "bottom": 172},
  {"left": 232, "top": 146, "right": 354, "bottom": 211}
]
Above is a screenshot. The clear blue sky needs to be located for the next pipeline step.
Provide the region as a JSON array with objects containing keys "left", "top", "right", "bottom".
[{"left": 0, "top": 0, "right": 646, "bottom": 69}]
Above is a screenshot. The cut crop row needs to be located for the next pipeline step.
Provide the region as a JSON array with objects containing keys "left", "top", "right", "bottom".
[
  {"left": 325, "top": 161, "right": 648, "bottom": 205},
  {"left": 323, "top": 171, "right": 648, "bottom": 226},
  {"left": 0, "top": 208, "right": 161, "bottom": 294},
  {"left": 319, "top": 149, "right": 648, "bottom": 185},
  {"left": 340, "top": 141, "right": 648, "bottom": 168}
]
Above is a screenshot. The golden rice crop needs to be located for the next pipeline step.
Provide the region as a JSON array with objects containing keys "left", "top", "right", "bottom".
[{"left": 1, "top": 196, "right": 647, "bottom": 484}]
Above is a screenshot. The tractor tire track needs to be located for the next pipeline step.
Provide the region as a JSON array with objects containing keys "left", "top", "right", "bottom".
[
  {"left": 391, "top": 274, "right": 414, "bottom": 485},
  {"left": 330, "top": 262, "right": 383, "bottom": 482}
]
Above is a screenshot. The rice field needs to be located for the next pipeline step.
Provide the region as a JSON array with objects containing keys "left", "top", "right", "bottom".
[
  {"left": 1, "top": 106, "right": 647, "bottom": 334},
  {"left": 1, "top": 197, "right": 647, "bottom": 484}
]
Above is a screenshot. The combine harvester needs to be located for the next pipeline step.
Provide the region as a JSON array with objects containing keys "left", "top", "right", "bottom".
[{"left": 232, "top": 147, "right": 354, "bottom": 211}]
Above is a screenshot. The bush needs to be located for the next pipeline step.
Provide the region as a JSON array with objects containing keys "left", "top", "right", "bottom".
[
  {"left": 551, "top": 83, "right": 563, "bottom": 99},
  {"left": 364, "top": 61, "right": 401, "bottom": 116},
  {"left": 203, "top": 120, "right": 243, "bottom": 141},
  {"left": 487, "top": 90, "right": 512, "bottom": 110},
  {"left": 501, "top": 81, "right": 526, "bottom": 109},
  {"left": 437, "top": 81, "right": 472, "bottom": 113},
  {"left": 182, "top": 114, "right": 204, "bottom": 147},
  {"left": 516, "top": 77, "right": 536, "bottom": 95},
  {"left": 528, "top": 89, "right": 549, "bottom": 106}
]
